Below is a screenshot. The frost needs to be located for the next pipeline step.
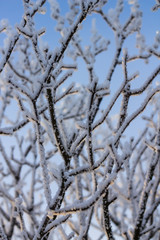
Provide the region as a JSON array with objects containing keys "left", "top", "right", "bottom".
[
  {"left": 55, "top": 16, "right": 65, "bottom": 32},
  {"left": 94, "top": 0, "right": 108, "bottom": 9},
  {"left": 129, "top": 0, "right": 140, "bottom": 14},
  {"left": 38, "top": 7, "right": 46, "bottom": 15},
  {"left": 48, "top": 0, "right": 65, "bottom": 32},
  {"left": 15, "top": 196, "right": 23, "bottom": 207},
  {"left": 0, "top": 1, "right": 160, "bottom": 240},
  {"left": 107, "top": 0, "right": 123, "bottom": 29},
  {"left": 91, "top": 18, "right": 110, "bottom": 55},
  {"left": 0, "top": 19, "right": 8, "bottom": 33},
  {"left": 96, "top": 81, "right": 110, "bottom": 97},
  {"left": 136, "top": 32, "right": 146, "bottom": 54},
  {"left": 153, "top": 30, "right": 160, "bottom": 48},
  {"left": 128, "top": 0, "right": 136, "bottom": 4}
]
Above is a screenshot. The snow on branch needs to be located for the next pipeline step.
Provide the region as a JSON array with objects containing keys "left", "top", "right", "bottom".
[{"left": 0, "top": 0, "right": 160, "bottom": 239}]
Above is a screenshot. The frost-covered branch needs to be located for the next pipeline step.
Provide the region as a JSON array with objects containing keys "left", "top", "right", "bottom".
[{"left": 0, "top": 0, "right": 160, "bottom": 239}]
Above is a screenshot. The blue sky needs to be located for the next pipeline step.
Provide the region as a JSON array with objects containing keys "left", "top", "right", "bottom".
[
  {"left": 0, "top": 1, "right": 159, "bottom": 54},
  {"left": 0, "top": 0, "right": 159, "bottom": 45}
]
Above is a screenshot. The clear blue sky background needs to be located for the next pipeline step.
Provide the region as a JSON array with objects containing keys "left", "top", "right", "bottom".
[{"left": 0, "top": 0, "right": 159, "bottom": 46}]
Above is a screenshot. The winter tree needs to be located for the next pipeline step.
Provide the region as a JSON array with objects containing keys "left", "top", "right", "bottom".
[{"left": 0, "top": 0, "right": 160, "bottom": 239}]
